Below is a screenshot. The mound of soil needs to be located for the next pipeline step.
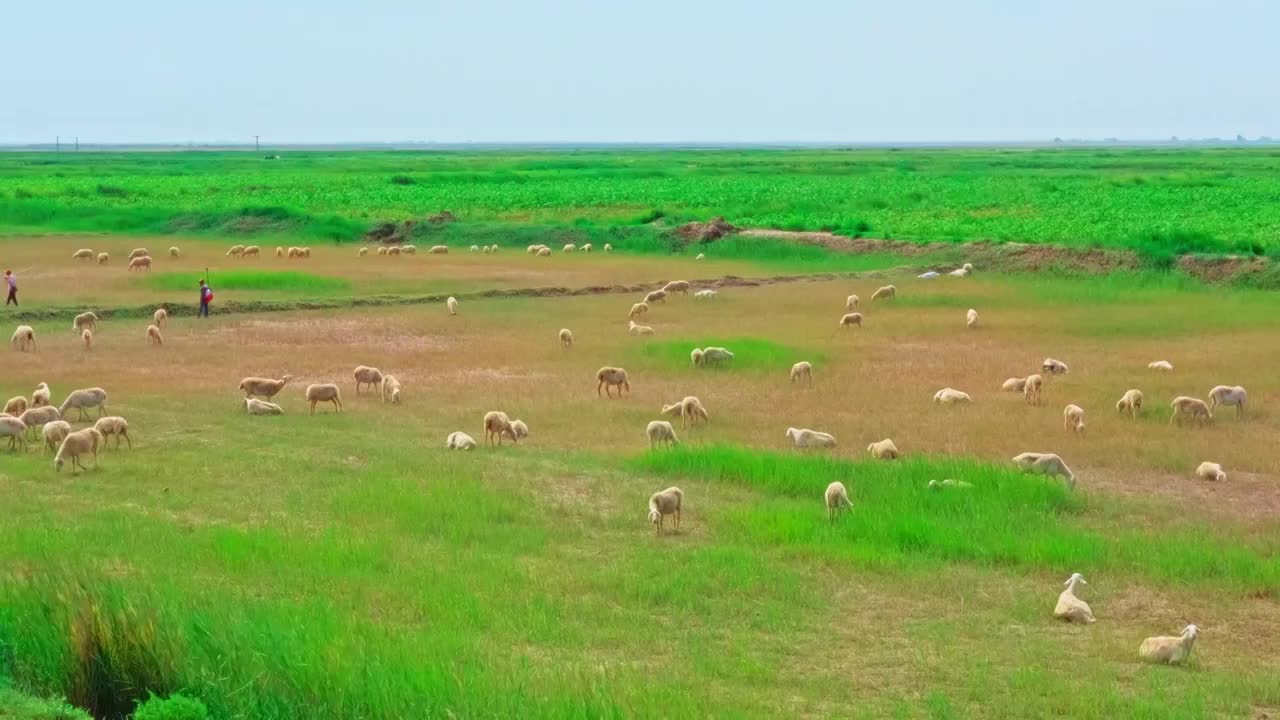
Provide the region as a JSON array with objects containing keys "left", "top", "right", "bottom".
[
  {"left": 1178, "top": 254, "right": 1271, "bottom": 283},
  {"left": 364, "top": 219, "right": 419, "bottom": 244},
  {"left": 676, "top": 216, "right": 736, "bottom": 243},
  {"left": 427, "top": 210, "right": 458, "bottom": 225}
]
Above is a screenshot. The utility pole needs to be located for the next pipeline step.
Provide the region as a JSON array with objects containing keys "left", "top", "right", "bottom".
[
  {"left": 56, "top": 136, "right": 60, "bottom": 152},
  {"left": 75, "top": 137, "right": 79, "bottom": 151},
  {"left": 254, "top": 135, "right": 260, "bottom": 152}
]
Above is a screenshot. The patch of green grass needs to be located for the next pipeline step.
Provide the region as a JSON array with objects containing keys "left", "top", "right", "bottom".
[
  {"left": 634, "top": 337, "right": 821, "bottom": 372},
  {"left": 144, "top": 270, "right": 349, "bottom": 294},
  {"left": 0, "top": 680, "right": 90, "bottom": 720}
]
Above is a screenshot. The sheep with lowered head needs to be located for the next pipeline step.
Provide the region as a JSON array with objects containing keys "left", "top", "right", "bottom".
[
  {"left": 867, "top": 438, "right": 899, "bottom": 460},
  {"left": 54, "top": 427, "right": 102, "bottom": 473},
  {"left": 1024, "top": 374, "right": 1044, "bottom": 406},
  {"left": 648, "top": 486, "right": 683, "bottom": 534},
  {"left": 786, "top": 427, "right": 837, "bottom": 449},
  {"left": 701, "top": 347, "right": 734, "bottom": 367},
  {"left": 58, "top": 388, "right": 107, "bottom": 421},
  {"left": 603, "top": 243, "right": 613, "bottom": 253},
  {"left": 839, "top": 312, "right": 863, "bottom": 328},
  {"left": 73, "top": 248, "right": 94, "bottom": 260},
  {"left": 483, "top": 410, "right": 515, "bottom": 447},
  {"left": 169, "top": 246, "right": 180, "bottom": 257},
  {"left": 1207, "top": 385, "right": 1247, "bottom": 418},
  {"left": 225, "top": 245, "right": 245, "bottom": 257},
  {"left": 646, "top": 421, "right": 679, "bottom": 450},
  {"left": 871, "top": 285, "right": 897, "bottom": 301},
  {"left": 245, "top": 398, "right": 285, "bottom": 416},
  {"left": 1042, "top": 358, "right": 1069, "bottom": 375},
  {"left": 1169, "top": 396, "right": 1212, "bottom": 427},
  {"left": 628, "top": 302, "right": 649, "bottom": 320},
  {"left": 790, "top": 361, "right": 813, "bottom": 387},
  {"left": 11, "top": 325, "right": 36, "bottom": 352},
  {"left": 1001, "top": 377, "right": 1028, "bottom": 393},
  {"left": 97, "top": 252, "right": 109, "bottom": 265},
  {"left": 662, "top": 280, "right": 691, "bottom": 295},
  {"left": 825, "top": 481, "right": 852, "bottom": 520},
  {"left": 18, "top": 406, "right": 60, "bottom": 440},
  {"left": 129, "top": 247, "right": 151, "bottom": 260},
  {"left": 966, "top": 308, "right": 979, "bottom": 329},
  {"left": 1012, "top": 452, "right": 1076, "bottom": 488},
  {"left": 661, "top": 396, "right": 708, "bottom": 429},
  {"left": 1139, "top": 625, "right": 1199, "bottom": 665},
  {"left": 82, "top": 329, "right": 93, "bottom": 351},
  {"left": 628, "top": 320, "right": 655, "bottom": 336},
  {"left": 1063, "top": 404, "right": 1085, "bottom": 434},
  {"left": 1054, "top": 573, "right": 1095, "bottom": 624},
  {"left": 72, "top": 312, "right": 99, "bottom": 333},
  {"left": 3, "top": 395, "right": 28, "bottom": 416},
  {"left": 1148, "top": 360, "right": 1174, "bottom": 372},
  {"left": 352, "top": 366, "right": 384, "bottom": 395},
  {"left": 933, "top": 388, "right": 972, "bottom": 405},
  {"left": 644, "top": 289, "right": 667, "bottom": 304},
  {"left": 446, "top": 296, "right": 458, "bottom": 316},
  {"left": 0, "top": 416, "right": 28, "bottom": 452},
  {"left": 508, "top": 419, "right": 529, "bottom": 444},
  {"left": 93, "top": 416, "right": 132, "bottom": 450},
  {"left": 381, "top": 375, "right": 403, "bottom": 404},
  {"left": 305, "top": 384, "right": 343, "bottom": 415},
  {"left": 446, "top": 431, "right": 477, "bottom": 450},
  {"left": 559, "top": 328, "right": 574, "bottom": 348},
  {"left": 596, "top": 366, "right": 631, "bottom": 398},
  {"left": 536, "top": 247, "right": 552, "bottom": 257},
  {"left": 42, "top": 420, "right": 71, "bottom": 454},
  {"left": 128, "top": 256, "right": 152, "bottom": 271},
  {"left": 147, "top": 324, "right": 163, "bottom": 345},
  {"left": 1116, "top": 389, "right": 1143, "bottom": 419},
  {"left": 845, "top": 294, "right": 860, "bottom": 312},
  {"left": 239, "top": 374, "right": 293, "bottom": 399},
  {"left": 1195, "top": 461, "right": 1226, "bottom": 482},
  {"left": 690, "top": 348, "right": 704, "bottom": 367}
]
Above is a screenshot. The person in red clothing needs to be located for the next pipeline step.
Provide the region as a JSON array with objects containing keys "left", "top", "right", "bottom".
[
  {"left": 4, "top": 270, "right": 16, "bottom": 306},
  {"left": 198, "top": 279, "right": 212, "bottom": 318}
]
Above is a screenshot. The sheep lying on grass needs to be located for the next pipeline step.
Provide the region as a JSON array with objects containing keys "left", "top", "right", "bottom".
[
  {"left": 1148, "top": 360, "right": 1174, "bottom": 372},
  {"left": 381, "top": 375, "right": 402, "bottom": 404},
  {"left": 0, "top": 416, "right": 27, "bottom": 452},
  {"left": 483, "top": 411, "right": 515, "bottom": 447},
  {"left": 694, "top": 289, "right": 717, "bottom": 299},
  {"left": 648, "top": 486, "right": 683, "bottom": 535},
  {"left": 1207, "top": 385, "right": 1247, "bottom": 418},
  {"left": 11, "top": 325, "right": 36, "bottom": 352},
  {"left": 646, "top": 421, "right": 679, "bottom": 449},
  {"left": 867, "top": 438, "right": 899, "bottom": 459},
  {"left": 1139, "top": 625, "right": 1198, "bottom": 665},
  {"left": 1063, "top": 404, "right": 1085, "bottom": 434},
  {"left": 933, "top": 388, "right": 972, "bottom": 405},
  {"left": 93, "top": 416, "right": 132, "bottom": 450},
  {"left": 1054, "top": 573, "right": 1096, "bottom": 624},
  {"left": 305, "top": 384, "right": 343, "bottom": 415},
  {"left": 871, "top": 285, "right": 897, "bottom": 301},
  {"left": 42, "top": 420, "right": 71, "bottom": 454},
  {"left": 446, "top": 431, "right": 477, "bottom": 450},
  {"left": 1169, "top": 396, "right": 1212, "bottom": 427},
  {"left": 790, "top": 361, "right": 813, "bottom": 387},
  {"left": 628, "top": 320, "right": 655, "bottom": 336},
  {"left": 353, "top": 366, "right": 384, "bottom": 395},
  {"left": 918, "top": 271, "right": 939, "bottom": 280},
  {"left": 839, "top": 312, "right": 863, "bottom": 328},
  {"left": 239, "top": 375, "right": 293, "bottom": 399},
  {"left": 661, "top": 396, "right": 709, "bottom": 429},
  {"left": 1116, "top": 389, "right": 1143, "bottom": 419},
  {"left": 559, "top": 328, "right": 574, "bottom": 348},
  {"left": 786, "top": 427, "right": 837, "bottom": 449},
  {"left": 58, "top": 388, "right": 107, "bottom": 421},
  {"left": 1024, "top": 374, "right": 1043, "bottom": 406},
  {"left": 54, "top": 427, "right": 102, "bottom": 473},
  {"left": 596, "top": 367, "right": 631, "bottom": 398},
  {"left": 245, "top": 398, "right": 284, "bottom": 416},
  {"left": 1012, "top": 452, "right": 1076, "bottom": 488},
  {"left": 1195, "top": 461, "right": 1226, "bottom": 482},
  {"left": 1042, "top": 358, "right": 1069, "bottom": 375},
  {"left": 1001, "top": 377, "right": 1028, "bottom": 393},
  {"left": 825, "top": 481, "right": 852, "bottom": 520}
]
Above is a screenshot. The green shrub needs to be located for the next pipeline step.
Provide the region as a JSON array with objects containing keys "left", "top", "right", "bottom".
[{"left": 133, "top": 693, "right": 209, "bottom": 720}]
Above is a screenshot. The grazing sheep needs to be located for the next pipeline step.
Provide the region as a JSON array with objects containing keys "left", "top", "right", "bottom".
[
  {"left": 948, "top": 263, "right": 974, "bottom": 278},
  {"left": 72, "top": 248, "right": 95, "bottom": 260},
  {"left": 788, "top": 427, "right": 837, "bottom": 449},
  {"left": 358, "top": 247, "right": 369, "bottom": 257},
  {"left": 871, "top": 285, "right": 897, "bottom": 301},
  {"left": 1012, "top": 452, "right": 1076, "bottom": 488},
  {"left": 966, "top": 308, "right": 979, "bottom": 329},
  {"left": 381, "top": 374, "right": 402, "bottom": 404},
  {"left": 401, "top": 244, "right": 416, "bottom": 255},
  {"left": 429, "top": 245, "right": 450, "bottom": 255},
  {"left": 58, "top": 387, "right": 107, "bottom": 421},
  {"left": 239, "top": 374, "right": 293, "bottom": 399},
  {"left": 169, "top": 246, "right": 180, "bottom": 258},
  {"left": 481, "top": 245, "right": 491, "bottom": 254},
  {"left": 1139, "top": 625, "right": 1199, "bottom": 665},
  {"left": 1054, "top": 573, "right": 1096, "bottom": 624},
  {"left": 1063, "top": 404, "right": 1086, "bottom": 434},
  {"left": 690, "top": 348, "right": 704, "bottom": 367},
  {"left": 694, "top": 289, "right": 717, "bottom": 299},
  {"left": 241, "top": 245, "right": 261, "bottom": 258},
  {"left": 1148, "top": 360, "right": 1174, "bottom": 372},
  {"left": 628, "top": 320, "right": 655, "bottom": 336},
  {"left": 446, "top": 296, "right": 458, "bottom": 316},
  {"left": 1169, "top": 396, "right": 1212, "bottom": 427},
  {"left": 287, "top": 246, "right": 302, "bottom": 258},
  {"left": 581, "top": 243, "right": 592, "bottom": 253},
  {"left": 701, "top": 347, "right": 734, "bottom": 367},
  {"left": 245, "top": 398, "right": 285, "bottom": 416},
  {"left": 4, "top": 395, "right": 28, "bottom": 416},
  {"left": 662, "top": 280, "right": 691, "bottom": 295},
  {"left": 487, "top": 245, "right": 498, "bottom": 253},
  {"left": 1042, "top": 358, "right": 1069, "bottom": 375},
  {"left": 644, "top": 289, "right": 668, "bottom": 304},
  {"left": 790, "top": 361, "right": 813, "bottom": 387},
  {"left": 695, "top": 253, "right": 705, "bottom": 260},
  {"left": 82, "top": 329, "right": 93, "bottom": 351},
  {"left": 1024, "top": 374, "right": 1044, "bottom": 406},
  {"left": 825, "top": 482, "right": 852, "bottom": 519},
  {"left": 0, "top": 416, "right": 27, "bottom": 451},
  {"left": 300, "top": 247, "right": 312, "bottom": 258},
  {"left": 352, "top": 366, "right": 384, "bottom": 395},
  {"left": 128, "top": 256, "right": 152, "bottom": 271},
  {"left": 1116, "top": 389, "right": 1144, "bottom": 419},
  {"left": 526, "top": 244, "right": 543, "bottom": 254},
  {"left": 97, "top": 252, "right": 109, "bottom": 265},
  {"left": 596, "top": 366, "right": 631, "bottom": 398},
  {"left": 1002, "top": 377, "right": 1028, "bottom": 392},
  {"left": 508, "top": 419, "right": 529, "bottom": 444},
  {"left": 376, "top": 246, "right": 388, "bottom": 256},
  {"left": 561, "top": 243, "right": 576, "bottom": 253},
  {"left": 154, "top": 308, "right": 167, "bottom": 327},
  {"left": 42, "top": 420, "right": 71, "bottom": 454},
  {"left": 93, "top": 416, "right": 132, "bottom": 450},
  {"left": 648, "top": 486, "right": 683, "bottom": 534},
  {"left": 11, "top": 325, "right": 36, "bottom": 352},
  {"left": 628, "top": 302, "right": 649, "bottom": 320},
  {"left": 54, "top": 427, "right": 102, "bottom": 473},
  {"left": 867, "top": 438, "right": 900, "bottom": 459},
  {"left": 839, "top": 312, "right": 863, "bottom": 328},
  {"left": 388, "top": 246, "right": 402, "bottom": 256},
  {"left": 147, "top": 324, "right": 163, "bottom": 345},
  {"left": 72, "top": 311, "right": 99, "bottom": 333},
  {"left": 536, "top": 247, "right": 552, "bottom": 257},
  {"left": 18, "top": 406, "right": 59, "bottom": 440},
  {"left": 128, "top": 248, "right": 150, "bottom": 260},
  {"left": 226, "top": 245, "right": 245, "bottom": 257},
  {"left": 603, "top": 243, "right": 613, "bottom": 253},
  {"left": 933, "top": 388, "right": 972, "bottom": 405},
  {"left": 661, "top": 396, "right": 709, "bottom": 429},
  {"left": 1207, "top": 385, "right": 1247, "bottom": 418},
  {"left": 1195, "top": 461, "right": 1226, "bottom": 482},
  {"left": 31, "top": 382, "right": 50, "bottom": 408},
  {"left": 305, "top": 384, "right": 343, "bottom": 414},
  {"left": 483, "top": 410, "right": 515, "bottom": 447},
  {"left": 845, "top": 294, "right": 860, "bottom": 312},
  {"left": 446, "top": 431, "right": 477, "bottom": 450},
  {"left": 646, "top": 422, "right": 679, "bottom": 450},
  {"left": 559, "top": 328, "right": 574, "bottom": 348}
]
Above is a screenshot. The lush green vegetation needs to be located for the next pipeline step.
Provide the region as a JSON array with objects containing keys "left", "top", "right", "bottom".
[
  {"left": 3, "top": 148, "right": 1280, "bottom": 257},
  {"left": 635, "top": 337, "right": 822, "bottom": 372},
  {"left": 145, "top": 270, "right": 350, "bottom": 294}
]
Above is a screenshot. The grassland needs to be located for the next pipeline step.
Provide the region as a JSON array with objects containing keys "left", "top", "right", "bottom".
[
  {"left": 4, "top": 148, "right": 1280, "bottom": 259},
  {"left": 1, "top": 244, "right": 1278, "bottom": 718}
]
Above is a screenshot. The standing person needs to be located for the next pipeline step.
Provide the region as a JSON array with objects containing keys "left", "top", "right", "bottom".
[
  {"left": 198, "top": 278, "right": 212, "bottom": 318},
  {"left": 4, "top": 270, "right": 16, "bottom": 306}
]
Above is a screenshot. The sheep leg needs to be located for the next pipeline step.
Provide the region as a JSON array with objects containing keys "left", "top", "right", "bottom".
[
  {"left": 310, "top": 400, "right": 317, "bottom": 415},
  {"left": 124, "top": 432, "right": 132, "bottom": 450},
  {"left": 597, "top": 380, "right": 603, "bottom": 397},
  {"left": 674, "top": 508, "right": 680, "bottom": 530}
]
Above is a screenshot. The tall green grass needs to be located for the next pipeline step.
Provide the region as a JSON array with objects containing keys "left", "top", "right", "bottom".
[{"left": 145, "top": 270, "right": 349, "bottom": 294}]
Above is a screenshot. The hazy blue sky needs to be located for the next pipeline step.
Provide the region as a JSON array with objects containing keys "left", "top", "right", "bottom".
[{"left": 4, "top": 0, "right": 1276, "bottom": 143}]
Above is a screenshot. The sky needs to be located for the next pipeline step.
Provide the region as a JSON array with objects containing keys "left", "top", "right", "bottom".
[{"left": 3, "top": 0, "right": 1277, "bottom": 144}]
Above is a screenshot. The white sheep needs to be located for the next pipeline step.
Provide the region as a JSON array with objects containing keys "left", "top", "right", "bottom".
[
  {"left": 18, "top": 406, "right": 60, "bottom": 440},
  {"left": 927, "top": 479, "right": 973, "bottom": 490},
  {"left": 1207, "top": 385, "right": 1247, "bottom": 418},
  {"left": 58, "top": 388, "right": 107, "bottom": 421},
  {"left": 646, "top": 421, "right": 680, "bottom": 450},
  {"left": 917, "top": 271, "right": 940, "bottom": 280},
  {"left": 701, "top": 347, "right": 734, "bottom": 367},
  {"left": 536, "top": 247, "right": 552, "bottom": 257},
  {"left": 377, "top": 246, "right": 388, "bottom": 256},
  {"left": 72, "top": 311, "right": 99, "bottom": 333},
  {"left": 54, "top": 427, "right": 102, "bottom": 473},
  {"left": 239, "top": 374, "right": 293, "bottom": 399},
  {"left": 786, "top": 427, "right": 837, "bottom": 449},
  {"left": 966, "top": 308, "right": 979, "bottom": 329},
  {"left": 644, "top": 289, "right": 668, "bottom": 304},
  {"left": 129, "top": 247, "right": 150, "bottom": 260},
  {"left": 648, "top": 486, "right": 683, "bottom": 534},
  {"left": 242, "top": 245, "right": 261, "bottom": 258},
  {"left": 245, "top": 398, "right": 285, "bottom": 416},
  {"left": 1001, "top": 377, "right": 1028, "bottom": 393},
  {"left": 1169, "top": 396, "right": 1212, "bottom": 427},
  {"left": 508, "top": 419, "right": 529, "bottom": 444},
  {"left": 1042, "top": 358, "right": 1069, "bottom": 375},
  {"left": 694, "top": 289, "right": 717, "bottom": 299},
  {"left": 1116, "top": 389, "right": 1143, "bottom": 419},
  {"left": 154, "top": 308, "right": 168, "bottom": 328},
  {"left": 824, "top": 482, "right": 852, "bottom": 519},
  {"left": 871, "top": 285, "right": 897, "bottom": 301},
  {"left": 72, "top": 248, "right": 95, "bottom": 260},
  {"left": 845, "top": 294, "right": 860, "bottom": 312},
  {"left": 839, "top": 313, "right": 863, "bottom": 328},
  {"left": 660, "top": 396, "right": 708, "bottom": 429},
  {"left": 790, "top": 361, "right": 813, "bottom": 387},
  {"left": 42, "top": 420, "right": 71, "bottom": 454},
  {"left": 381, "top": 375, "right": 402, "bottom": 404},
  {"left": 352, "top": 366, "right": 384, "bottom": 395},
  {"left": 81, "top": 328, "right": 91, "bottom": 351},
  {"left": 561, "top": 243, "right": 576, "bottom": 253},
  {"left": 1063, "top": 404, "right": 1085, "bottom": 434},
  {"left": 276, "top": 246, "right": 285, "bottom": 258},
  {"left": 0, "top": 416, "right": 27, "bottom": 452},
  {"left": 147, "top": 324, "right": 163, "bottom": 345},
  {"left": 11, "top": 325, "right": 36, "bottom": 352},
  {"left": 559, "top": 328, "right": 574, "bottom": 348},
  {"left": 401, "top": 244, "right": 417, "bottom": 255},
  {"left": 429, "top": 245, "right": 449, "bottom": 254},
  {"left": 662, "top": 280, "right": 691, "bottom": 295},
  {"left": 1053, "top": 573, "right": 1095, "bottom": 624},
  {"left": 4, "top": 395, "right": 28, "bottom": 416},
  {"left": 690, "top": 348, "right": 704, "bottom": 367},
  {"left": 603, "top": 243, "right": 613, "bottom": 253},
  {"left": 1024, "top": 374, "right": 1043, "bottom": 406},
  {"left": 1195, "top": 461, "right": 1226, "bottom": 482},
  {"left": 169, "top": 246, "right": 180, "bottom": 258},
  {"left": 305, "top": 384, "right": 343, "bottom": 414},
  {"left": 628, "top": 320, "right": 655, "bottom": 336},
  {"left": 483, "top": 411, "right": 515, "bottom": 447},
  {"left": 446, "top": 431, "right": 477, "bottom": 450},
  {"left": 225, "top": 245, "right": 245, "bottom": 257},
  {"left": 695, "top": 253, "right": 705, "bottom": 260},
  {"left": 1139, "top": 625, "right": 1199, "bottom": 665},
  {"left": 948, "top": 263, "right": 974, "bottom": 278},
  {"left": 287, "top": 246, "right": 303, "bottom": 258},
  {"left": 97, "top": 252, "right": 109, "bottom": 265},
  {"left": 867, "top": 438, "right": 899, "bottom": 459},
  {"left": 481, "top": 245, "right": 491, "bottom": 254},
  {"left": 93, "top": 416, "right": 132, "bottom": 450},
  {"left": 1012, "top": 452, "right": 1076, "bottom": 488},
  {"left": 1148, "top": 360, "right": 1174, "bottom": 372},
  {"left": 580, "top": 243, "right": 592, "bottom": 253},
  {"left": 128, "top": 256, "right": 152, "bottom": 271},
  {"left": 628, "top": 302, "right": 649, "bottom": 320},
  {"left": 447, "top": 296, "right": 458, "bottom": 316},
  {"left": 386, "top": 246, "right": 403, "bottom": 256},
  {"left": 596, "top": 366, "right": 631, "bottom": 398},
  {"left": 31, "top": 382, "right": 51, "bottom": 408},
  {"left": 933, "top": 388, "right": 972, "bottom": 405}
]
